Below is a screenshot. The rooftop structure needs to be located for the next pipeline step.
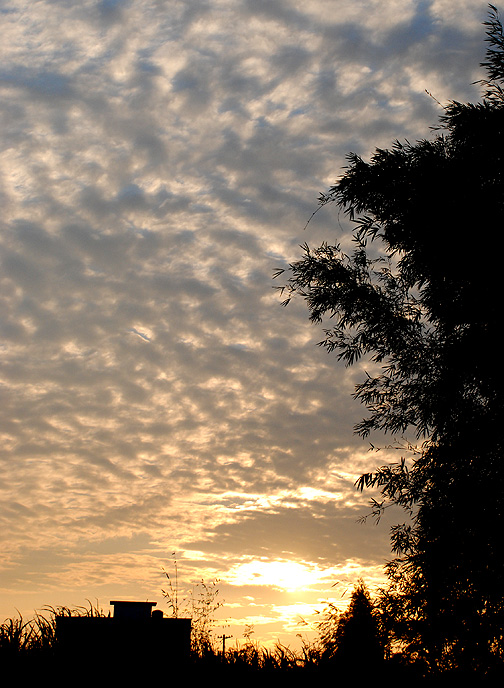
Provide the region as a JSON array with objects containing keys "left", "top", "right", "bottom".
[{"left": 56, "top": 600, "right": 191, "bottom": 671}]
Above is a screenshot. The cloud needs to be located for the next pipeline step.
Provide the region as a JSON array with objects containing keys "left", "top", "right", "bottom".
[{"left": 0, "top": 0, "right": 489, "bottom": 637}]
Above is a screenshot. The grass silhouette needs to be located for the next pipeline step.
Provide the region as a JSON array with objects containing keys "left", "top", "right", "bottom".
[{"left": 2, "top": 583, "right": 503, "bottom": 685}]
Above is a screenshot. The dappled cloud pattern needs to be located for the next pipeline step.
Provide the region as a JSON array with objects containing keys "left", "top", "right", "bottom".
[{"left": 0, "top": 0, "right": 487, "bottom": 644}]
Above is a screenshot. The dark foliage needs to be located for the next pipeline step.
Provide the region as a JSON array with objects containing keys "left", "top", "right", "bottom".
[
  {"left": 277, "top": 4, "right": 504, "bottom": 676},
  {"left": 320, "top": 581, "right": 384, "bottom": 673}
]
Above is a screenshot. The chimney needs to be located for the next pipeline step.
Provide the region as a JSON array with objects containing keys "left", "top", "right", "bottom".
[{"left": 110, "top": 600, "right": 157, "bottom": 621}]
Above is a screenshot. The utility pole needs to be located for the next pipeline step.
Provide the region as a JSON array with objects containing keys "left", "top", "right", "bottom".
[{"left": 218, "top": 633, "right": 233, "bottom": 655}]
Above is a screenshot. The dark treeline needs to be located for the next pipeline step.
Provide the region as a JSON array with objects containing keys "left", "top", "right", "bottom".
[
  {"left": 2, "top": 581, "right": 501, "bottom": 685},
  {"left": 0, "top": 585, "right": 455, "bottom": 686}
]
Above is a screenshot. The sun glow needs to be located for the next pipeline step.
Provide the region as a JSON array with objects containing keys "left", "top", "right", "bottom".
[{"left": 227, "top": 560, "right": 322, "bottom": 592}]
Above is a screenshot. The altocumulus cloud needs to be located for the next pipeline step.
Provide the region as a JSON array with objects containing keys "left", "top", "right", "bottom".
[{"left": 0, "top": 0, "right": 488, "bottom": 642}]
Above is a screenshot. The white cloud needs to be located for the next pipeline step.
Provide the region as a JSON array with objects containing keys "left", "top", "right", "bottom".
[{"left": 0, "top": 0, "right": 489, "bottom": 638}]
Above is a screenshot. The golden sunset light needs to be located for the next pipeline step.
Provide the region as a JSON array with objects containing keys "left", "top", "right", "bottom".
[
  {"left": 2, "top": 3, "right": 502, "bottom": 679},
  {"left": 228, "top": 559, "right": 324, "bottom": 591}
]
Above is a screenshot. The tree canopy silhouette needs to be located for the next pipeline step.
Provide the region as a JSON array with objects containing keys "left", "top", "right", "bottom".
[
  {"left": 278, "top": 5, "right": 504, "bottom": 676},
  {"left": 321, "top": 582, "right": 384, "bottom": 672}
]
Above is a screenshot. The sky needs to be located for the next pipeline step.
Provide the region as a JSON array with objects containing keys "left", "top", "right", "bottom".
[{"left": 0, "top": 0, "right": 489, "bottom": 648}]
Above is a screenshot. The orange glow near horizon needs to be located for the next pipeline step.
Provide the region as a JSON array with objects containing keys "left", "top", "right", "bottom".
[{"left": 227, "top": 559, "right": 327, "bottom": 592}]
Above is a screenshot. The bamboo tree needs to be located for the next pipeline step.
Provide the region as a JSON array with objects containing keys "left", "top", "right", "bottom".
[{"left": 278, "top": 5, "right": 504, "bottom": 675}]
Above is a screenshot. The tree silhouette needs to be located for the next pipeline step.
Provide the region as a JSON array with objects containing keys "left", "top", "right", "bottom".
[
  {"left": 278, "top": 5, "right": 504, "bottom": 675},
  {"left": 335, "top": 583, "right": 383, "bottom": 666}
]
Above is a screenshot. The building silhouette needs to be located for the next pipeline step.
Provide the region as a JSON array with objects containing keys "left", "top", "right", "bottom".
[{"left": 56, "top": 600, "right": 191, "bottom": 669}]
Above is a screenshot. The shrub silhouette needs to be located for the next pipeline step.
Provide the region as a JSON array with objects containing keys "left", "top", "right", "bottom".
[{"left": 318, "top": 581, "right": 384, "bottom": 677}]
